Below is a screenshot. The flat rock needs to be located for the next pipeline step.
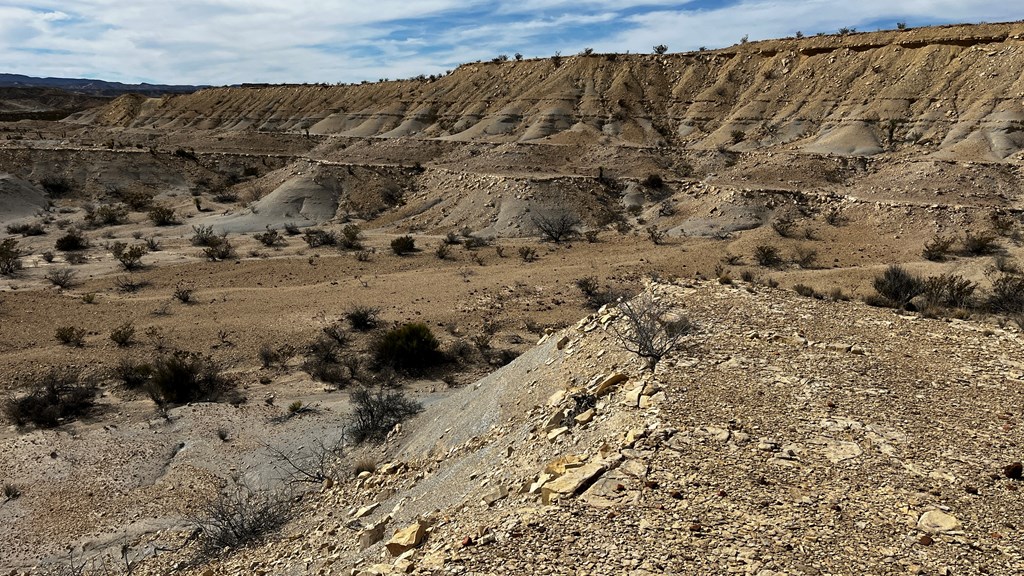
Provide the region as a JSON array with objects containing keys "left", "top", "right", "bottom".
[{"left": 917, "top": 510, "right": 960, "bottom": 534}]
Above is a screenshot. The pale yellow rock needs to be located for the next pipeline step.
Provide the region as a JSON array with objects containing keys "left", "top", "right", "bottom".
[
  {"left": 547, "top": 426, "right": 569, "bottom": 441},
  {"left": 353, "top": 502, "right": 379, "bottom": 519},
  {"left": 573, "top": 408, "right": 595, "bottom": 425},
  {"left": 544, "top": 454, "right": 583, "bottom": 475},
  {"left": 918, "top": 510, "right": 960, "bottom": 534},
  {"left": 541, "top": 461, "right": 608, "bottom": 505},
  {"left": 386, "top": 522, "right": 427, "bottom": 556},
  {"left": 547, "top": 389, "right": 566, "bottom": 406},
  {"left": 593, "top": 373, "right": 628, "bottom": 397}
]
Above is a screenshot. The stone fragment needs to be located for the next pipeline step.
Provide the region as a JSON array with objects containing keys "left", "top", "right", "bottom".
[
  {"left": 573, "top": 408, "right": 595, "bottom": 425},
  {"left": 1004, "top": 461, "right": 1023, "bottom": 480},
  {"left": 917, "top": 510, "right": 960, "bottom": 534},
  {"left": 359, "top": 518, "right": 389, "bottom": 549},
  {"left": 623, "top": 386, "right": 643, "bottom": 407},
  {"left": 556, "top": 335, "right": 570, "bottom": 350},
  {"left": 482, "top": 485, "right": 509, "bottom": 505},
  {"left": 822, "top": 440, "right": 863, "bottom": 463},
  {"left": 354, "top": 503, "right": 379, "bottom": 519},
  {"left": 547, "top": 389, "right": 566, "bottom": 406},
  {"left": 386, "top": 521, "right": 427, "bottom": 556},
  {"left": 593, "top": 373, "right": 628, "bottom": 397},
  {"left": 544, "top": 455, "right": 583, "bottom": 475},
  {"left": 541, "top": 461, "right": 608, "bottom": 504},
  {"left": 547, "top": 426, "right": 569, "bottom": 441}
]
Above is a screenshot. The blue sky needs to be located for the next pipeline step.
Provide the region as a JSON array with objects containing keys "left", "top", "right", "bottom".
[{"left": 0, "top": 1, "right": 1020, "bottom": 85}]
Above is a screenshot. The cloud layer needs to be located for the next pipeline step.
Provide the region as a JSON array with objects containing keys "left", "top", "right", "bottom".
[{"left": 0, "top": 1, "right": 1019, "bottom": 85}]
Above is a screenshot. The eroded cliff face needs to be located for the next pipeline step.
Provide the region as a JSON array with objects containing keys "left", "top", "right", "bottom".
[{"left": 71, "top": 22, "right": 1024, "bottom": 161}]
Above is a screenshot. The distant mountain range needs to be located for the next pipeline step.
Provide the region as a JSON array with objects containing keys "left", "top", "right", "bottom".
[{"left": 0, "top": 73, "right": 203, "bottom": 97}]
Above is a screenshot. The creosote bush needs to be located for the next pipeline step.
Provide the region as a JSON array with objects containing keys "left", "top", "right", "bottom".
[
  {"left": 44, "top": 268, "right": 76, "bottom": 288},
  {"left": 195, "top": 482, "right": 295, "bottom": 550},
  {"left": 345, "top": 305, "right": 381, "bottom": 331},
  {"left": 84, "top": 203, "right": 129, "bottom": 228},
  {"left": 203, "top": 237, "right": 236, "bottom": 261},
  {"left": 148, "top": 205, "right": 179, "bottom": 226},
  {"left": 754, "top": 244, "right": 783, "bottom": 267},
  {"left": 0, "top": 238, "right": 23, "bottom": 275},
  {"left": 962, "top": 231, "right": 998, "bottom": 256},
  {"left": 303, "top": 228, "right": 337, "bottom": 248},
  {"left": 146, "top": 350, "right": 235, "bottom": 405},
  {"left": 3, "top": 368, "right": 97, "bottom": 428},
  {"left": 254, "top": 228, "right": 285, "bottom": 247},
  {"left": 390, "top": 235, "right": 415, "bottom": 255},
  {"left": 114, "top": 358, "right": 152, "bottom": 389},
  {"left": 111, "top": 242, "right": 147, "bottom": 270},
  {"left": 372, "top": 322, "right": 441, "bottom": 373},
  {"left": 55, "top": 326, "right": 87, "bottom": 347},
  {"left": 922, "top": 234, "right": 956, "bottom": 261},
  {"left": 348, "top": 386, "right": 422, "bottom": 443},
  {"left": 532, "top": 211, "right": 580, "bottom": 243},
  {"left": 55, "top": 228, "right": 89, "bottom": 251},
  {"left": 109, "top": 321, "right": 136, "bottom": 347},
  {"left": 872, "top": 265, "right": 924, "bottom": 309}
]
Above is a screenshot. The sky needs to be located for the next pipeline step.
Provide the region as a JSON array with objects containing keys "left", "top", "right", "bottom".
[{"left": 0, "top": 1, "right": 1021, "bottom": 86}]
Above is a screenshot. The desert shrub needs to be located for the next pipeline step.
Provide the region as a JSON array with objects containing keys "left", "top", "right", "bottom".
[
  {"left": 873, "top": 264, "right": 924, "bottom": 309},
  {"left": 346, "top": 305, "right": 381, "bottom": 331},
  {"left": 3, "top": 368, "right": 97, "bottom": 428},
  {"left": 646, "top": 226, "right": 665, "bottom": 245},
  {"left": 114, "top": 274, "right": 146, "bottom": 293},
  {"left": 109, "top": 321, "right": 136, "bottom": 347},
  {"left": 584, "top": 230, "right": 600, "bottom": 243},
  {"left": 303, "top": 228, "right": 337, "bottom": 248},
  {"left": 340, "top": 224, "right": 362, "bottom": 249},
  {"left": 113, "top": 358, "right": 152, "bottom": 390},
  {"left": 754, "top": 244, "right": 783, "bottom": 267},
  {"left": 823, "top": 208, "right": 846, "bottom": 226},
  {"left": 55, "top": 326, "right": 87, "bottom": 347},
  {"left": 575, "top": 276, "right": 624, "bottom": 309},
  {"left": 55, "top": 228, "right": 89, "bottom": 251},
  {"left": 793, "top": 246, "right": 818, "bottom": 269},
  {"left": 532, "top": 211, "right": 580, "bottom": 243},
  {"left": 66, "top": 253, "right": 87, "bottom": 265},
  {"left": 84, "top": 203, "right": 129, "bottom": 228},
  {"left": 110, "top": 242, "right": 148, "bottom": 270},
  {"left": 6, "top": 221, "right": 45, "bottom": 236},
  {"left": 302, "top": 332, "right": 349, "bottom": 384},
  {"left": 922, "top": 234, "right": 956, "bottom": 261},
  {"left": 348, "top": 386, "right": 422, "bottom": 443},
  {"left": 195, "top": 482, "right": 294, "bottom": 550},
  {"left": 772, "top": 216, "right": 796, "bottom": 238},
  {"left": 963, "top": 231, "right": 998, "bottom": 256},
  {"left": 0, "top": 238, "right": 22, "bottom": 275},
  {"left": 44, "top": 268, "right": 77, "bottom": 289},
  {"left": 259, "top": 343, "right": 295, "bottom": 368},
  {"left": 444, "top": 231, "right": 461, "bottom": 245},
  {"left": 435, "top": 243, "right": 452, "bottom": 260},
  {"left": 173, "top": 282, "right": 196, "bottom": 303},
  {"left": 463, "top": 236, "right": 489, "bottom": 250},
  {"left": 254, "top": 228, "right": 285, "bottom": 247},
  {"left": 148, "top": 205, "right": 179, "bottom": 226},
  {"left": 147, "top": 350, "right": 234, "bottom": 405},
  {"left": 3, "top": 483, "right": 21, "bottom": 501},
  {"left": 40, "top": 175, "right": 75, "bottom": 196},
  {"left": 190, "top": 225, "right": 218, "bottom": 246},
  {"left": 643, "top": 173, "right": 664, "bottom": 189},
  {"left": 611, "top": 290, "right": 692, "bottom": 369},
  {"left": 117, "top": 189, "right": 155, "bottom": 210},
  {"left": 390, "top": 235, "right": 415, "bottom": 255},
  {"left": 653, "top": 44, "right": 668, "bottom": 54},
  {"left": 922, "top": 274, "right": 976, "bottom": 309},
  {"left": 793, "top": 284, "right": 817, "bottom": 298},
  {"left": 283, "top": 222, "right": 301, "bottom": 236},
  {"left": 987, "top": 273, "right": 1024, "bottom": 315},
  {"left": 372, "top": 322, "right": 441, "bottom": 373},
  {"left": 203, "top": 237, "right": 236, "bottom": 261},
  {"left": 41, "top": 251, "right": 54, "bottom": 262},
  {"left": 518, "top": 246, "right": 537, "bottom": 262}
]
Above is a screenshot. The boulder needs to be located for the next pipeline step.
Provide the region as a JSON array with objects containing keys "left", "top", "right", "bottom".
[{"left": 386, "top": 521, "right": 428, "bottom": 556}]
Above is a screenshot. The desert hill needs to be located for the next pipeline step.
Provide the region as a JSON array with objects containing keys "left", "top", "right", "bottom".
[
  {"left": 71, "top": 22, "right": 1024, "bottom": 161},
  {"left": 0, "top": 20, "right": 1023, "bottom": 576}
]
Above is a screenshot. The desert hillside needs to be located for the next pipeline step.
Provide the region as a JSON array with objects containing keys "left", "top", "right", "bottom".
[{"left": 0, "top": 20, "right": 1023, "bottom": 576}]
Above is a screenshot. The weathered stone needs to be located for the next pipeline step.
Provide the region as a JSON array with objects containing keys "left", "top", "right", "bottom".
[
  {"left": 822, "top": 440, "right": 863, "bottom": 463},
  {"left": 593, "top": 373, "right": 628, "bottom": 397},
  {"left": 353, "top": 503, "right": 379, "bottom": 519},
  {"left": 482, "top": 485, "right": 509, "bottom": 505},
  {"left": 385, "top": 521, "right": 427, "bottom": 556},
  {"left": 917, "top": 510, "right": 960, "bottom": 534},
  {"left": 544, "top": 455, "right": 583, "bottom": 475},
  {"left": 541, "top": 461, "right": 608, "bottom": 504},
  {"left": 359, "top": 518, "right": 389, "bottom": 549},
  {"left": 543, "top": 410, "right": 566, "bottom": 431},
  {"left": 573, "top": 408, "right": 595, "bottom": 425},
  {"left": 547, "top": 426, "right": 569, "bottom": 441},
  {"left": 547, "top": 389, "right": 566, "bottom": 406},
  {"left": 556, "top": 335, "right": 570, "bottom": 350}
]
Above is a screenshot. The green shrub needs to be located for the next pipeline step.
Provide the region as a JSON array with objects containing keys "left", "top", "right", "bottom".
[
  {"left": 340, "top": 224, "right": 362, "bottom": 250},
  {"left": 55, "top": 326, "right": 87, "bottom": 347},
  {"left": 44, "top": 268, "right": 77, "bottom": 288},
  {"left": 111, "top": 242, "right": 148, "bottom": 270},
  {"left": 147, "top": 350, "right": 234, "bottom": 405},
  {"left": 373, "top": 323, "right": 441, "bottom": 373},
  {"left": 754, "top": 244, "right": 783, "bottom": 267},
  {"left": 302, "top": 228, "right": 337, "bottom": 248},
  {"left": 6, "top": 221, "right": 45, "bottom": 236},
  {"left": 922, "top": 234, "right": 955, "bottom": 261},
  {"left": 3, "top": 368, "right": 97, "bottom": 428},
  {"left": 203, "top": 237, "right": 236, "bottom": 261},
  {"left": 85, "top": 204, "right": 129, "bottom": 228},
  {"left": 55, "top": 228, "right": 89, "bottom": 251},
  {"left": 148, "top": 205, "right": 179, "bottom": 226},
  {"left": 0, "top": 238, "right": 22, "bottom": 275},
  {"left": 963, "top": 231, "right": 998, "bottom": 256},
  {"left": 254, "top": 228, "right": 285, "bottom": 247},
  {"left": 114, "top": 358, "right": 152, "bottom": 389},
  {"left": 110, "top": 322, "right": 136, "bottom": 347},
  {"left": 872, "top": 265, "right": 924, "bottom": 309},
  {"left": 190, "top": 225, "right": 218, "bottom": 246},
  {"left": 391, "top": 235, "right": 415, "bottom": 255},
  {"left": 987, "top": 273, "right": 1024, "bottom": 314},
  {"left": 345, "top": 305, "right": 381, "bottom": 331},
  {"left": 40, "top": 176, "right": 75, "bottom": 196},
  {"left": 923, "top": 274, "right": 976, "bottom": 309}
]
